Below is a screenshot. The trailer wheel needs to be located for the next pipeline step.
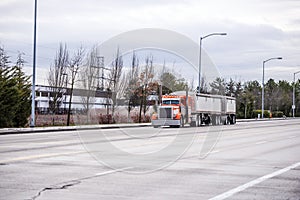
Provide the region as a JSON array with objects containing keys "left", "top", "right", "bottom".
[
  {"left": 190, "top": 121, "right": 196, "bottom": 127},
  {"left": 217, "top": 116, "right": 221, "bottom": 125},
  {"left": 230, "top": 115, "right": 236, "bottom": 124},
  {"left": 204, "top": 116, "right": 210, "bottom": 125},
  {"left": 211, "top": 115, "right": 216, "bottom": 126},
  {"left": 153, "top": 125, "right": 159, "bottom": 128},
  {"left": 196, "top": 114, "right": 202, "bottom": 127},
  {"left": 223, "top": 117, "right": 228, "bottom": 125}
]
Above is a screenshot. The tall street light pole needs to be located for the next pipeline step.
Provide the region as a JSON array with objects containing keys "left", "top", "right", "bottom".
[
  {"left": 30, "top": 0, "right": 38, "bottom": 128},
  {"left": 292, "top": 71, "right": 300, "bottom": 118},
  {"left": 198, "top": 33, "right": 227, "bottom": 93},
  {"left": 261, "top": 57, "right": 282, "bottom": 119}
]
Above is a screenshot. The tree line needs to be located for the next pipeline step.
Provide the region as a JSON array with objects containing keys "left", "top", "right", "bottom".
[
  {"left": 49, "top": 43, "right": 300, "bottom": 123},
  {"left": 208, "top": 77, "right": 300, "bottom": 118},
  {"left": 1, "top": 43, "right": 300, "bottom": 127}
]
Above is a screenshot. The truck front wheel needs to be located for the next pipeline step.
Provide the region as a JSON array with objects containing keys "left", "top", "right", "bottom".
[{"left": 180, "top": 117, "right": 184, "bottom": 128}]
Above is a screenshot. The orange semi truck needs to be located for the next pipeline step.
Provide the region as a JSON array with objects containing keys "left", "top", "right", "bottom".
[{"left": 151, "top": 91, "right": 236, "bottom": 128}]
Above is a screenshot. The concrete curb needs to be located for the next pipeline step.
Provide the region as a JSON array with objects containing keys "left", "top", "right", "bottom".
[
  {"left": 0, "top": 117, "right": 292, "bottom": 135},
  {"left": 236, "top": 117, "right": 289, "bottom": 123},
  {"left": 0, "top": 123, "right": 152, "bottom": 135}
]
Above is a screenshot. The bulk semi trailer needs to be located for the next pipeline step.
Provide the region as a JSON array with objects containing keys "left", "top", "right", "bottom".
[{"left": 151, "top": 91, "right": 236, "bottom": 128}]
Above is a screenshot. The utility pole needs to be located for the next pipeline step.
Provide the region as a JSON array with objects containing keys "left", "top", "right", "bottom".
[
  {"left": 93, "top": 56, "right": 107, "bottom": 90},
  {"left": 30, "top": 0, "right": 37, "bottom": 128},
  {"left": 98, "top": 56, "right": 105, "bottom": 90}
]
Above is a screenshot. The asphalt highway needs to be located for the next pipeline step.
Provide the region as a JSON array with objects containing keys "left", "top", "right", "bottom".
[{"left": 0, "top": 119, "right": 299, "bottom": 200}]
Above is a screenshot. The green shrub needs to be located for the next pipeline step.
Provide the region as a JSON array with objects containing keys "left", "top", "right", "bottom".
[
  {"left": 253, "top": 110, "right": 270, "bottom": 118},
  {"left": 236, "top": 111, "right": 244, "bottom": 119},
  {"left": 272, "top": 111, "right": 284, "bottom": 118}
]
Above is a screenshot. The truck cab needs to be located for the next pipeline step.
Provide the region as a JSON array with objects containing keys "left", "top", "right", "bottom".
[{"left": 151, "top": 95, "right": 185, "bottom": 128}]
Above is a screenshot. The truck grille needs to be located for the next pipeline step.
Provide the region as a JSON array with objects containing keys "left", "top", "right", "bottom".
[{"left": 159, "top": 107, "right": 172, "bottom": 119}]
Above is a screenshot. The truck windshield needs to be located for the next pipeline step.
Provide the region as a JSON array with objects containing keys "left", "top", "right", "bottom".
[{"left": 162, "top": 100, "right": 180, "bottom": 105}]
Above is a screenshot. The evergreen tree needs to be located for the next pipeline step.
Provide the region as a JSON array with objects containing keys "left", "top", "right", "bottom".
[
  {"left": 0, "top": 48, "right": 31, "bottom": 128},
  {"left": 265, "top": 79, "right": 278, "bottom": 113},
  {"left": 210, "top": 77, "right": 226, "bottom": 95},
  {"left": 0, "top": 66, "right": 18, "bottom": 127},
  {"left": 0, "top": 47, "right": 15, "bottom": 127},
  {"left": 160, "top": 72, "right": 187, "bottom": 94},
  {"left": 226, "top": 78, "right": 235, "bottom": 96},
  {"left": 12, "top": 54, "right": 31, "bottom": 127},
  {"left": 276, "top": 80, "right": 291, "bottom": 115},
  {"left": 296, "top": 80, "right": 300, "bottom": 116}
]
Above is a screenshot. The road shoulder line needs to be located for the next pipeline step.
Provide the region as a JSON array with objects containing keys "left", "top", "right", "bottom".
[{"left": 209, "top": 161, "right": 300, "bottom": 200}]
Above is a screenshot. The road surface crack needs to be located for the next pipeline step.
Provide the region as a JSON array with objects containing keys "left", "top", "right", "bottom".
[
  {"left": 26, "top": 180, "right": 81, "bottom": 200},
  {"left": 26, "top": 167, "right": 129, "bottom": 200}
]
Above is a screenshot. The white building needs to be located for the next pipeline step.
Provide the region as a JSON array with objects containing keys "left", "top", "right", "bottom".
[{"left": 35, "top": 85, "right": 113, "bottom": 114}]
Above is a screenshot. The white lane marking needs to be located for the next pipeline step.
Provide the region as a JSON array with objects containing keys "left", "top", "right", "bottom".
[
  {"left": 0, "top": 151, "right": 86, "bottom": 164},
  {"left": 210, "top": 150, "right": 220, "bottom": 154},
  {"left": 255, "top": 141, "right": 268, "bottom": 145},
  {"left": 288, "top": 136, "right": 297, "bottom": 139},
  {"left": 209, "top": 161, "right": 300, "bottom": 200},
  {"left": 95, "top": 167, "right": 132, "bottom": 176}
]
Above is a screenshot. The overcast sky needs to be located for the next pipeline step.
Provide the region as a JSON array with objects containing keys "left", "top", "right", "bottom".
[{"left": 1, "top": 0, "right": 300, "bottom": 85}]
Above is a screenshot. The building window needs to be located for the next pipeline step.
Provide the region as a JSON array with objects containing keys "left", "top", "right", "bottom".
[{"left": 41, "top": 91, "right": 48, "bottom": 97}]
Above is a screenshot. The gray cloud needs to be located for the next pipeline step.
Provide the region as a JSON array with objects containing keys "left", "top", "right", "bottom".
[{"left": 1, "top": 0, "right": 300, "bottom": 84}]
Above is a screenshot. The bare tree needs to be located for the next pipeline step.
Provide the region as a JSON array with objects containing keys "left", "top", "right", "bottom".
[
  {"left": 108, "top": 48, "right": 123, "bottom": 122},
  {"left": 200, "top": 76, "right": 209, "bottom": 93},
  {"left": 48, "top": 43, "right": 69, "bottom": 124},
  {"left": 79, "top": 48, "right": 98, "bottom": 121},
  {"left": 66, "top": 46, "right": 85, "bottom": 126},
  {"left": 125, "top": 51, "right": 139, "bottom": 122},
  {"left": 138, "top": 55, "right": 155, "bottom": 122}
]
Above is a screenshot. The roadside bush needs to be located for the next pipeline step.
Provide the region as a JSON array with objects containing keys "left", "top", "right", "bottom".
[
  {"left": 131, "top": 113, "right": 151, "bottom": 123},
  {"left": 253, "top": 110, "right": 270, "bottom": 118},
  {"left": 98, "top": 114, "right": 114, "bottom": 124},
  {"left": 236, "top": 111, "right": 244, "bottom": 119},
  {"left": 272, "top": 111, "right": 284, "bottom": 118}
]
